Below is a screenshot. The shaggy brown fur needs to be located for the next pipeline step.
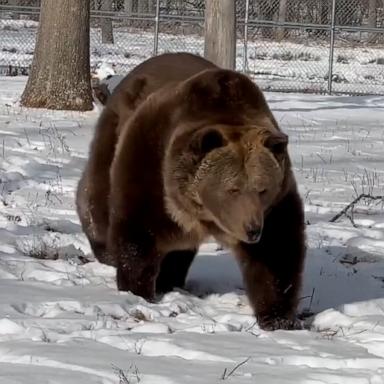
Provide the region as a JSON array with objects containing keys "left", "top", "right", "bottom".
[
  {"left": 77, "top": 53, "right": 306, "bottom": 331},
  {"left": 76, "top": 53, "right": 216, "bottom": 266}
]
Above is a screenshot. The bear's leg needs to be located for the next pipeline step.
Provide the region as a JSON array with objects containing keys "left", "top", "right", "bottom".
[
  {"left": 76, "top": 179, "right": 110, "bottom": 265},
  {"left": 109, "top": 222, "right": 160, "bottom": 301},
  {"left": 156, "top": 249, "right": 197, "bottom": 293},
  {"left": 76, "top": 107, "right": 119, "bottom": 266},
  {"left": 233, "top": 190, "right": 306, "bottom": 331}
]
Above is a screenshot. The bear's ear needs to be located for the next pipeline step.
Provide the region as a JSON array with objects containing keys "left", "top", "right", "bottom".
[
  {"left": 191, "top": 128, "right": 226, "bottom": 155},
  {"left": 264, "top": 131, "right": 288, "bottom": 156},
  {"left": 123, "top": 76, "right": 147, "bottom": 108}
]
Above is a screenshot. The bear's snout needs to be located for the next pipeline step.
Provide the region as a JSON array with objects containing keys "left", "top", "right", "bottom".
[{"left": 245, "top": 223, "right": 263, "bottom": 243}]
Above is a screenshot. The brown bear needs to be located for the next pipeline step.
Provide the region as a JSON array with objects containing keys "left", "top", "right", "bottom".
[{"left": 77, "top": 53, "right": 306, "bottom": 331}]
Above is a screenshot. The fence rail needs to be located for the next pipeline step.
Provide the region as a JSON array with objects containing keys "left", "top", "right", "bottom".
[{"left": 0, "top": 0, "right": 383, "bottom": 95}]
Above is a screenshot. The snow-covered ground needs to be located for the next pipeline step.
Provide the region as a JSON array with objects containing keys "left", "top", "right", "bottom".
[
  {"left": 1, "top": 76, "right": 384, "bottom": 383},
  {"left": 1, "top": 18, "right": 384, "bottom": 94}
]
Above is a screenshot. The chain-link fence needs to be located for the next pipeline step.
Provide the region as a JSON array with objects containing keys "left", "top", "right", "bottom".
[
  {"left": 237, "top": 0, "right": 384, "bottom": 94},
  {"left": 0, "top": 0, "right": 383, "bottom": 95}
]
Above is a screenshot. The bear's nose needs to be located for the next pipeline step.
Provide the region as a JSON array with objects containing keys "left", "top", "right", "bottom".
[{"left": 245, "top": 225, "right": 262, "bottom": 243}]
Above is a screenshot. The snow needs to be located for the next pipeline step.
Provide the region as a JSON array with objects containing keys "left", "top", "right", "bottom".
[
  {"left": 92, "top": 62, "right": 117, "bottom": 80},
  {"left": 1, "top": 76, "right": 384, "bottom": 383}
]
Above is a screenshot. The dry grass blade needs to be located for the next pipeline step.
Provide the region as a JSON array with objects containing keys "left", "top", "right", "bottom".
[{"left": 221, "top": 357, "right": 251, "bottom": 380}]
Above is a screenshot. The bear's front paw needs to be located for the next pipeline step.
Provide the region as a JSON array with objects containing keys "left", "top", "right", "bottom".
[{"left": 258, "top": 316, "right": 303, "bottom": 331}]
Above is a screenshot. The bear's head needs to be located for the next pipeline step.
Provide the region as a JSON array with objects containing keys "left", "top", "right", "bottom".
[{"left": 164, "top": 69, "right": 291, "bottom": 245}]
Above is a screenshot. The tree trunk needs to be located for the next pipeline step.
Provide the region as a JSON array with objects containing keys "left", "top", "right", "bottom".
[
  {"left": 368, "top": 0, "right": 377, "bottom": 28},
  {"left": 165, "top": 0, "right": 171, "bottom": 13},
  {"left": 21, "top": 0, "right": 93, "bottom": 111},
  {"left": 316, "top": 0, "right": 329, "bottom": 37},
  {"left": 204, "top": 0, "right": 236, "bottom": 70},
  {"left": 368, "top": 0, "right": 377, "bottom": 42},
  {"left": 8, "top": 0, "right": 21, "bottom": 19},
  {"left": 123, "top": 0, "right": 133, "bottom": 27},
  {"left": 124, "top": 0, "right": 133, "bottom": 15},
  {"left": 336, "top": 0, "right": 358, "bottom": 25},
  {"left": 100, "top": 0, "right": 114, "bottom": 44},
  {"left": 138, "top": 0, "right": 149, "bottom": 14},
  {"left": 260, "top": 0, "right": 276, "bottom": 38},
  {"left": 276, "top": 0, "right": 287, "bottom": 40},
  {"left": 320, "top": 0, "right": 329, "bottom": 24}
]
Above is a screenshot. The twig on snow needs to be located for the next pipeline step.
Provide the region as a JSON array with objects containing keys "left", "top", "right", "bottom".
[
  {"left": 329, "top": 193, "right": 383, "bottom": 224},
  {"left": 221, "top": 357, "right": 251, "bottom": 380}
]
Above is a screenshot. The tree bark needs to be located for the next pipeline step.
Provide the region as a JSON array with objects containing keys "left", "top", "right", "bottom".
[
  {"left": 124, "top": 0, "right": 133, "bottom": 15},
  {"left": 368, "top": 0, "right": 377, "bottom": 42},
  {"left": 260, "top": 0, "right": 276, "bottom": 38},
  {"left": 138, "top": 0, "right": 149, "bottom": 14},
  {"left": 164, "top": 0, "right": 171, "bottom": 13},
  {"left": 368, "top": 0, "right": 377, "bottom": 28},
  {"left": 204, "top": 0, "right": 236, "bottom": 70},
  {"left": 320, "top": 0, "right": 329, "bottom": 24},
  {"left": 100, "top": 0, "right": 114, "bottom": 44},
  {"left": 336, "top": 0, "right": 358, "bottom": 25},
  {"left": 7, "top": 0, "right": 21, "bottom": 19},
  {"left": 21, "top": 0, "right": 93, "bottom": 111},
  {"left": 276, "top": 0, "right": 287, "bottom": 40}
]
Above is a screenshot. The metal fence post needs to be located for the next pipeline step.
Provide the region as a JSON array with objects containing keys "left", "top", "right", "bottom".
[
  {"left": 153, "top": 0, "right": 160, "bottom": 56},
  {"left": 328, "top": 0, "right": 336, "bottom": 94},
  {"left": 243, "top": 0, "right": 250, "bottom": 73}
]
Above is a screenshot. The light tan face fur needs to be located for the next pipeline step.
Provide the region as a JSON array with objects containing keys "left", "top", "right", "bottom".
[{"left": 191, "top": 127, "right": 287, "bottom": 244}]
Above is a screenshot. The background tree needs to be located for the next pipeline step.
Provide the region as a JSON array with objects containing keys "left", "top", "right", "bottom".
[
  {"left": 21, "top": 0, "right": 93, "bottom": 111},
  {"left": 259, "top": 0, "right": 278, "bottom": 38},
  {"left": 138, "top": 0, "right": 152, "bottom": 14},
  {"left": 124, "top": 0, "right": 133, "bottom": 15},
  {"left": 100, "top": 0, "right": 114, "bottom": 44},
  {"left": 204, "top": 0, "right": 236, "bottom": 69},
  {"left": 277, "top": 0, "right": 288, "bottom": 40},
  {"left": 368, "top": 0, "right": 377, "bottom": 41}
]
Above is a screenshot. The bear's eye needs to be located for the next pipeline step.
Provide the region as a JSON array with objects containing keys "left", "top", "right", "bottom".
[
  {"left": 200, "top": 129, "right": 225, "bottom": 154},
  {"left": 228, "top": 187, "right": 240, "bottom": 195},
  {"left": 259, "top": 188, "right": 267, "bottom": 196},
  {"left": 264, "top": 132, "right": 288, "bottom": 155},
  {"left": 269, "top": 142, "right": 286, "bottom": 155}
]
